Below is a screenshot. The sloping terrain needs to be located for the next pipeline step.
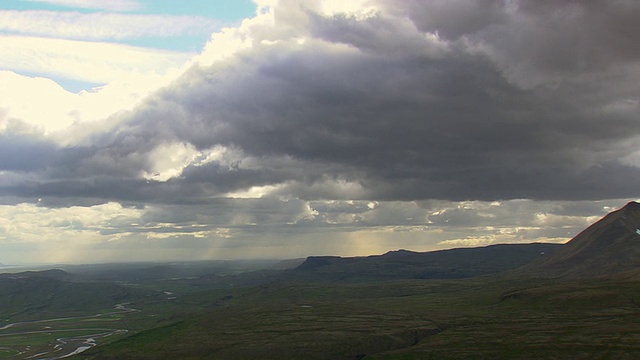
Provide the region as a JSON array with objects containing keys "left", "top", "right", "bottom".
[
  {"left": 516, "top": 201, "right": 640, "bottom": 278},
  {"left": 78, "top": 275, "right": 640, "bottom": 360},
  {"left": 0, "top": 270, "right": 140, "bottom": 321}
]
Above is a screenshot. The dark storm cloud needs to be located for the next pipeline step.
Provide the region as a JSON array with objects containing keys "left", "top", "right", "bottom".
[
  {"left": 0, "top": 132, "right": 57, "bottom": 172},
  {"left": 2, "top": 0, "right": 639, "bottom": 205},
  {"left": 391, "top": 0, "right": 640, "bottom": 74},
  {"left": 134, "top": 3, "right": 637, "bottom": 202}
]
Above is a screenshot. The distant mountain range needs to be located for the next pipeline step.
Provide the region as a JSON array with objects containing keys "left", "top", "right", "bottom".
[
  {"left": 4, "top": 202, "right": 639, "bottom": 288},
  {"left": 289, "top": 243, "right": 564, "bottom": 282},
  {"left": 290, "top": 201, "right": 640, "bottom": 282}
]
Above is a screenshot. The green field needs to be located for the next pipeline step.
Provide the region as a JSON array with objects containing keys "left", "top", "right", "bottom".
[
  {"left": 74, "top": 275, "right": 640, "bottom": 359},
  {"left": 3, "top": 240, "right": 640, "bottom": 359}
]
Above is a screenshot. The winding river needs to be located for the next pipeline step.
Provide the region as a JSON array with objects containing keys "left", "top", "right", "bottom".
[{"left": 0, "top": 303, "right": 138, "bottom": 360}]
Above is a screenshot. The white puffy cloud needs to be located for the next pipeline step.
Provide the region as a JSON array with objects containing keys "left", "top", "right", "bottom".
[{"left": 0, "top": 71, "right": 177, "bottom": 140}]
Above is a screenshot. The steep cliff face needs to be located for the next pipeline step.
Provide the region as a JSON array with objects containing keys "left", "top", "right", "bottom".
[{"left": 519, "top": 201, "right": 640, "bottom": 278}]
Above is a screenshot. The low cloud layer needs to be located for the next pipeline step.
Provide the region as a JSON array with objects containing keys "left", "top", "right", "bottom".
[{"left": 0, "top": 0, "right": 639, "bottom": 263}]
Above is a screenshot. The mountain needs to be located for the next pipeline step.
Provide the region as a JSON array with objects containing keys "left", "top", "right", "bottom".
[
  {"left": 516, "top": 201, "right": 640, "bottom": 278},
  {"left": 290, "top": 243, "right": 564, "bottom": 282}
]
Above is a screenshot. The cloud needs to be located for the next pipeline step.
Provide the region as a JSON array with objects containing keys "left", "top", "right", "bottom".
[
  {"left": 0, "top": 135, "right": 57, "bottom": 172},
  {"left": 0, "top": 197, "right": 625, "bottom": 263},
  {"left": 307, "top": 8, "right": 449, "bottom": 58},
  {"left": 0, "top": 10, "right": 218, "bottom": 41},
  {"left": 0, "top": 35, "right": 192, "bottom": 84},
  {"left": 4, "top": 0, "right": 640, "bottom": 203},
  {"left": 0, "top": 70, "right": 177, "bottom": 141},
  {"left": 1, "top": 0, "right": 639, "bottom": 262},
  {"left": 23, "top": 0, "right": 142, "bottom": 12},
  {"left": 384, "top": 0, "right": 640, "bottom": 88},
  {"left": 101, "top": 0, "right": 637, "bottom": 202}
]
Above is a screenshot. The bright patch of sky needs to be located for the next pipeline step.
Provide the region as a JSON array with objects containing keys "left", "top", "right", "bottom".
[{"left": 0, "top": 0, "right": 255, "bottom": 91}]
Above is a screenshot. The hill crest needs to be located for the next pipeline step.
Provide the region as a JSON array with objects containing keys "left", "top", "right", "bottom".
[
  {"left": 293, "top": 243, "right": 563, "bottom": 282},
  {"left": 516, "top": 201, "right": 640, "bottom": 278}
]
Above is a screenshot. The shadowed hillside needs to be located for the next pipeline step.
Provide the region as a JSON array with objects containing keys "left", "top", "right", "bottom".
[
  {"left": 0, "top": 269, "right": 147, "bottom": 321},
  {"left": 515, "top": 201, "right": 640, "bottom": 278},
  {"left": 290, "top": 243, "right": 564, "bottom": 282}
]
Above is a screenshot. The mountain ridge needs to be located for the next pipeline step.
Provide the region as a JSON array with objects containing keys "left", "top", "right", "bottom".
[
  {"left": 292, "top": 243, "right": 564, "bottom": 282},
  {"left": 514, "top": 201, "right": 640, "bottom": 278}
]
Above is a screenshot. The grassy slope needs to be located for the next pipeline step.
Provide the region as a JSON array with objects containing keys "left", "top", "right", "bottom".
[
  {"left": 0, "top": 273, "right": 172, "bottom": 359},
  {"left": 0, "top": 275, "right": 139, "bottom": 321},
  {"left": 371, "top": 277, "right": 640, "bottom": 359},
  {"left": 80, "top": 274, "right": 640, "bottom": 359}
]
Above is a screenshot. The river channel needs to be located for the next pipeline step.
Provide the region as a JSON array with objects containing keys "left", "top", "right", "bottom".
[{"left": 0, "top": 303, "right": 138, "bottom": 359}]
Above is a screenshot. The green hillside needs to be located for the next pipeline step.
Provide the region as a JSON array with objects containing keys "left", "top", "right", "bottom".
[
  {"left": 79, "top": 275, "right": 640, "bottom": 359},
  {"left": 0, "top": 270, "right": 139, "bottom": 321}
]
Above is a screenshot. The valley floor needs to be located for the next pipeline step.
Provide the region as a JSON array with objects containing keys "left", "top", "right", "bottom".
[{"left": 77, "top": 275, "right": 640, "bottom": 359}]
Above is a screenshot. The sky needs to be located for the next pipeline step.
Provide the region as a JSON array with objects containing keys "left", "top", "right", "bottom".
[{"left": 0, "top": 0, "right": 639, "bottom": 265}]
